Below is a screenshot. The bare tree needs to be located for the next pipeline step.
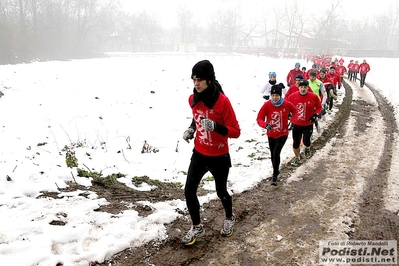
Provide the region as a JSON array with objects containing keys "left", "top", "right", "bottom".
[
  {"left": 137, "top": 11, "right": 162, "bottom": 51},
  {"left": 280, "top": 1, "right": 307, "bottom": 53},
  {"left": 235, "top": 22, "right": 257, "bottom": 51},
  {"left": 221, "top": 9, "right": 240, "bottom": 52},
  {"left": 344, "top": 19, "right": 365, "bottom": 49},
  {"left": 176, "top": 5, "right": 193, "bottom": 43},
  {"left": 371, "top": 5, "right": 399, "bottom": 51},
  {"left": 0, "top": 0, "right": 18, "bottom": 63},
  {"left": 116, "top": 12, "right": 141, "bottom": 51},
  {"left": 310, "top": 0, "right": 341, "bottom": 54},
  {"left": 261, "top": 8, "right": 268, "bottom": 47},
  {"left": 204, "top": 12, "right": 224, "bottom": 47},
  {"left": 271, "top": 7, "right": 283, "bottom": 49}
]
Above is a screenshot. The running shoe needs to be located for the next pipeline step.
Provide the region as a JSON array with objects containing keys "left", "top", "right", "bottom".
[
  {"left": 271, "top": 176, "right": 277, "bottom": 186},
  {"left": 291, "top": 157, "right": 301, "bottom": 166},
  {"left": 304, "top": 147, "right": 311, "bottom": 158},
  {"left": 182, "top": 225, "right": 205, "bottom": 245},
  {"left": 220, "top": 215, "right": 235, "bottom": 237}
]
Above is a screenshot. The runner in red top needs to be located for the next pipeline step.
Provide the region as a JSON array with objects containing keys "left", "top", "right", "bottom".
[
  {"left": 286, "top": 79, "right": 322, "bottom": 165},
  {"left": 336, "top": 63, "right": 347, "bottom": 82},
  {"left": 326, "top": 66, "right": 341, "bottom": 113},
  {"left": 359, "top": 59, "right": 371, "bottom": 87},
  {"left": 285, "top": 74, "right": 313, "bottom": 99},
  {"left": 257, "top": 83, "right": 297, "bottom": 186},
  {"left": 286, "top": 62, "right": 303, "bottom": 87},
  {"left": 318, "top": 68, "right": 337, "bottom": 116},
  {"left": 182, "top": 60, "right": 240, "bottom": 245},
  {"left": 353, "top": 60, "right": 360, "bottom": 81},
  {"left": 347, "top": 60, "right": 355, "bottom": 81},
  {"left": 306, "top": 64, "right": 319, "bottom": 79}
]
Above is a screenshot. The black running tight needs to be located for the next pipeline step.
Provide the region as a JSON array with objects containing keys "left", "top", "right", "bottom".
[
  {"left": 268, "top": 136, "right": 288, "bottom": 177},
  {"left": 292, "top": 124, "right": 313, "bottom": 149},
  {"left": 184, "top": 150, "right": 232, "bottom": 225}
]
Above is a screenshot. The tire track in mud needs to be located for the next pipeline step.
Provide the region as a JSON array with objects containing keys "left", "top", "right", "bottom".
[
  {"left": 95, "top": 80, "right": 399, "bottom": 266},
  {"left": 350, "top": 83, "right": 399, "bottom": 242}
]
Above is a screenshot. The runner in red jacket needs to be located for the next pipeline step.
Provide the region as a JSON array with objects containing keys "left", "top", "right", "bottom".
[
  {"left": 182, "top": 60, "right": 240, "bottom": 245},
  {"left": 336, "top": 64, "right": 347, "bottom": 82},
  {"left": 318, "top": 68, "right": 336, "bottom": 116},
  {"left": 347, "top": 60, "right": 355, "bottom": 81},
  {"left": 359, "top": 59, "right": 371, "bottom": 87},
  {"left": 306, "top": 64, "right": 319, "bottom": 79},
  {"left": 286, "top": 80, "right": 322, "bottom": 165},
  {"left": 326, "top": 66, "right": 341, "bottom": 113},
  {"left": 256, "top": 83, "right": 297, "bottom": 186},
  {"left": 286, "top": 62, "right": 303, "bottom": 87},
  {"left": 353, "top": 60, "right": 360, "bottom": 81},
  {"left": 284, "top": 74, "right": 313, "bottom": 99}
]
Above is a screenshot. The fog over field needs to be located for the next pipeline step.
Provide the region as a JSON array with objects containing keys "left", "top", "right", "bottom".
[
  {"left": 120, "top": 0, "right": 399, "bottom": 27},
  {"left": 1, "top": 0, "right": 398, "bottom": 64}
]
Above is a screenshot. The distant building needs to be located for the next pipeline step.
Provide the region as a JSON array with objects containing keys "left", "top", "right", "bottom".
[
  {"left": 103, "top": 32, "right": 197, "bottom": 53},
  {"left": 234, "top": 28, "right": 351, "bottom": 56}
]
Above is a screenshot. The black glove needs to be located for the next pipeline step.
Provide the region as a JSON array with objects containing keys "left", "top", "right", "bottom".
[
  {"left": 265, "top": 124, "right": 272, "bottom": 131},
  {"left": 338, "top": 84, "right": 342, "bottom": 89},
  {"left": 183, "top": 128, "right": 195, "bottom": 143},
  {"left": 308, "top": 114, "right": 319, "bottom": 123},
  {"left": 277, "top": 83, "right": 286, "bottom": 89},
  {"left": 263, "top": 95, "right": 270, "bottom": 100}
]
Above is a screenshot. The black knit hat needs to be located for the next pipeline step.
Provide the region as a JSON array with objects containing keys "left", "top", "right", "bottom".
[
  {"left": 271, "top": 85, "right": 282, "bottom": 96},
  {"left": 271, "top": 83, "right": 285, "bottom": 96},
  {"left": 298, "top": 80, "right": 309, "bottom": 87},
  {"left": 191, "top": 60, "right": 215, "bottom": 81}
]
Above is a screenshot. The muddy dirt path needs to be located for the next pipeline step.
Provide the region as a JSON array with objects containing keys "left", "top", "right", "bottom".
[{"left": 94, "top": 80, "right": 398, "bottom": 266}]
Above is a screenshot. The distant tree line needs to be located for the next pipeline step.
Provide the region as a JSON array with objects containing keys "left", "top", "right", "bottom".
[
  {"left": 0, "top": 0, "right": 124, "bottom": 64},
  {"left": 1, "top": 0, "right": 399, "bottom": 64}
]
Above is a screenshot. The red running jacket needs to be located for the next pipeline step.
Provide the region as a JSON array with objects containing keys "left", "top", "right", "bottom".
[
  {"left": 286, "top": 91, "right": 322, "bottom": 127},
  {"left": 256, "top": 100, "right": 297, "bottom": 139},
  {"left": 359, "top": 63, "right": 370, "bottom": 74},
  {"left": 189, "top": 93, "right": 240, "bottom": 156}
]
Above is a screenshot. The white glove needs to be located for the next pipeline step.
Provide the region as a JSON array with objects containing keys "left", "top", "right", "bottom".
[
  {"left": 183, "top": 128, "right": 195, "bottom": 143},
  {"left": 201, "top": 118, "right": 215, "bottom": 131}
]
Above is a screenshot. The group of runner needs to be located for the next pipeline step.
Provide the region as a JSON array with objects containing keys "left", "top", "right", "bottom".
[
  {"left": 179, "top": 57, "right": 371, "bottom": 246},
  {"left": 258, "top": 63, "right": 323, "bottom": 187},
  {"left": 258, "top": 55, "right": 371, "bottom": 187}
]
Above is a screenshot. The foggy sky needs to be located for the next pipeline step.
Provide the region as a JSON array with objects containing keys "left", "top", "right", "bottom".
[{"left": 119, "top": 0, "right": 398, "bottom": 29}]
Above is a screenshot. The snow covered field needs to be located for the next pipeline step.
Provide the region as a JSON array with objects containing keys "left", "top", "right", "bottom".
[{"left": 0, "top": 53, "right": 397, "bottom": 265}]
